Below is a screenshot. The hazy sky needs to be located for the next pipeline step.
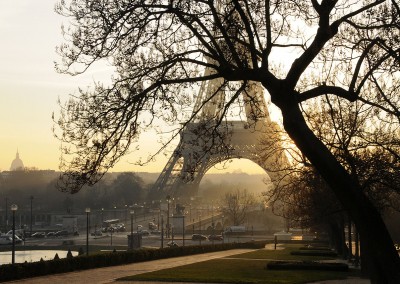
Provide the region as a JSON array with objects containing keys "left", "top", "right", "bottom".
[{"left": 0, "top": 1, "right": 268, "bottom": 174}]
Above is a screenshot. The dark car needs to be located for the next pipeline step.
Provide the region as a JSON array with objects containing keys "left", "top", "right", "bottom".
[
  {"left": 191, "top": 234, "right": 207, "bottom": 241},
  {"left": 91, "top": 230, "right": 102, "bottom": 236},
  {"left": 31, "top": 232, "right": 46, "bottom": 238},
  {"left": 54, "top": 230, "right": 69, "bottom": 237},
  {"left": 167, "top": 241, "right": 179, "bottom": 247},
  {"left": 139, "top": 230, "right": 150, "bottom": 236},
  {"left": 208, "top": 234, "right": 223, "bottom": 241},
  {"left": 46, "top": 232, "right": 55, "bottom": 237}
]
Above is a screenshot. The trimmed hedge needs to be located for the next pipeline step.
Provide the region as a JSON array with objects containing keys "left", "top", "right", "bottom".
[
  {"left": 290, "top": 250, "right": 338, "bottom": 257},
  {"left": 266, "top": 260, "right": 348, "bottom": 271},
  {"left": 0, "top": 241, "right": 267, "bottom": 282},
  {"left": 299, "top": 246, "right": 333, "bottom": 251}
]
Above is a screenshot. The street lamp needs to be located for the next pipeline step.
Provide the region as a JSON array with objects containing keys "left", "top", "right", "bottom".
[
  {"left": 30, "top": 196, "right": 34, "bottom": 237},
  {"left": 161, "top": 214, "right": 164, "bottom": 248},
  {"left": 5, "top": 197, "right": 8, "bottom": 230},
  {"left": 85, "top": 208, "right": 91, "bottom": 256},
  {"left": 11, "top": 204, "right": 18, "bottom": 264},
  {"left": 101, "top": 208, "right": 104, "bottom": 229},
  {"left": 222, "top": 215, "right": 225, "bottom": 243},
  {"left": 182, "top": 215, "right": 185, "bottom": 247},
  {"left": 199, "top": 213, "right": 202, "bottom": 245},
  {"left": 166, "top": 195, "right": 171, "bottom": 238},
  {"left": 130, "top": 210, "right": 134, "bottom": 250},
  {"left": 143, "top": 202, "right": 146, "bottom": 220},
  {"left": 124, "top": 204, "right": 128, "bottom": 224}
]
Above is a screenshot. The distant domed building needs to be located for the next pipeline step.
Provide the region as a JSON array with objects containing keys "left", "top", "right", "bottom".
[{"left": 10, "top": 150, "right": 24, "bottom": 171}]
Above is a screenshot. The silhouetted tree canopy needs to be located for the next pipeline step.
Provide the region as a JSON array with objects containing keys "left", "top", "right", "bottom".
[{"left": 54, "top": 1, "right": 400, "bottom": 282}]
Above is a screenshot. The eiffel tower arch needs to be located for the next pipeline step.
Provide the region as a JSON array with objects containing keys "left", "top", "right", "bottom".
[
  {"left": 152, "top": 2, "right": 287, "bottom": 198},
  {"left": 152, "top": 77, "right": 287, "bottom": 198}
]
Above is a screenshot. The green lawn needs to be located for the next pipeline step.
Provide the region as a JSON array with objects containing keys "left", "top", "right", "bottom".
[
  {"left": 229, "top": 244, "right": 336, "bottom": 261},
  {"left": 118, "top": 245, "right": 361, "bottom": 284}
]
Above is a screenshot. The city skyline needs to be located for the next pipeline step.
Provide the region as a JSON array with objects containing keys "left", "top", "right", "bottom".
[{"left": 0, "top": 1, "right": 269, "bottom": 175}]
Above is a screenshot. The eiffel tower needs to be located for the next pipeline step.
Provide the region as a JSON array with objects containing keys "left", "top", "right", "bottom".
[
  {"left": 152, "top": 74, "right": 286, "bottom": 197},
  {"left": 152, "top": 4, "right": 286, "bottom": 198}
]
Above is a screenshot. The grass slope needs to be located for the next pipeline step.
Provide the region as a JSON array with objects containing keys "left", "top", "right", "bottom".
[{"left": 118, "top": 244, "right": 361, "bottom": 284}]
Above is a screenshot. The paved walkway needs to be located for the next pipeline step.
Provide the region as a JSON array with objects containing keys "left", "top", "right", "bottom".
[
  {"left": 4, "top": 248, "right": 371, "bottom": 284},
  {"left": 4, "top": 249, "right": 252, "bottom": 284}
]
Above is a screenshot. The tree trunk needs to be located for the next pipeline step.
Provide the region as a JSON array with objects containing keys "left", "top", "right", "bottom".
[
  {"left": 278, "top": 102, "right": 400, "bottom": 283},
  {"left": 355, "top": 227, "right": 360, "bottom": 268},
  {"left": 329, "top": 220, "right": 347, "bottom": 256},
  {"left": 347, "top": 217, "right": 352, "bottom": 261},
  {"left": 340, "top": 217, "right": 348, "bottom": 259}
]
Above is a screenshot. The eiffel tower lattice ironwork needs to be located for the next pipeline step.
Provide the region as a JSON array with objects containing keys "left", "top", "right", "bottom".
[{"left": 152, "top": 71, "right": 285, "bottom": 197}]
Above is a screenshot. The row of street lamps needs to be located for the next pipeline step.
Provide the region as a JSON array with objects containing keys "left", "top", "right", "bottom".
[{"left": 8, "top": 198, "right": 221, "bottom": 264}]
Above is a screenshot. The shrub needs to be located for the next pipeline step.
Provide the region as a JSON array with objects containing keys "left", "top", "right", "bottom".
[
  {"left": 266, "top": 261, "right": 348, "bottom": 271},
  {"left": 290, "top": 250, "right": 338, "bottom": 257},
  {"left": 66, "top": 249, "right": 73, "bottom": 259}
]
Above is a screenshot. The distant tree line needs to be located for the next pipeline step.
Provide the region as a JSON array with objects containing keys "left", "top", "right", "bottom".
[{"left": 0, "top": 170, "right": 149, "bottom": 213}]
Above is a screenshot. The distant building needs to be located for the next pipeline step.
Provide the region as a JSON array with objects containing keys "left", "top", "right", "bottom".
[{"left": 10, "top": 150, "right": 24, "bottom": 171}]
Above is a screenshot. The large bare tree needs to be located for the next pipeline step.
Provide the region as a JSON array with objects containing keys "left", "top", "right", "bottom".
[
  {"left": 220, "top": 188, "right": 256, "bottom": 226},
  {"left": 54, "top": 1, "right": 400, "bottom": 282}
]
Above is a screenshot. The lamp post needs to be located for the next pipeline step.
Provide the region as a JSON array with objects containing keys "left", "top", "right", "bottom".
[
  {"left": 30, "top": 196, "right": 34, "bottom": 237},
  {"left": 5, "top": 197, "right": 8, "bottom": 231},
  {"left": 166, "top": 195, "right": 171, "bottom": 238},
  {"left": 161, "top": 214, "right": 164, "bottom": 248},
  {"left": 85, "top": 208, "right": 90, "bottom": 256},
  {"left": 124, "top": 204, "right": 128, "bottom": 224},
  {"left": 182, "top": 215, "right": 185, "bottom": 247},
  {"left": 101, "top": 208, "right": 104, "bottom": 229},
  {"left": 130, "top": 210, "right": 134, "bottom": 250},
  {"left": 11, "top": 204, "right": 18, "bottom": 264},
  {"left": 222, "top": 215, "right": 225, "bottom": 243},
  {"left": 157, "top": 200, "right": 161, "bottom": 229},
  {"left": 199, "top": 213, "right": 202, "bottom": 245},
  {"left": 211, "top": 201, "right": 214, "bottom": 245},
  {"left": 143, "top": 202, "right": 146, "bottom": 220}
]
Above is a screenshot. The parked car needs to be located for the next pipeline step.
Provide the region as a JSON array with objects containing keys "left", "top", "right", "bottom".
[
  {"left": 148, "top": 222, "right": 157, "bottom": 230},
  {"left": 31, "top": 232, "right": 46, "bottom": 238},
  {"left": 46, "top": 232, "right": 56, "bottom": 237},
  {"left": 208, "top": 234, "right": 223, "bottom": 241},
  {"left": 6, "top": 230, "right": 25, "bottom": 241},
  {"left": 54, "top": 230, "right": 69, "bottom": 237},
  {"left": 111, "top": 224, "right": 126, "bottom": 232},
  {"left": 0, "top": 236, "right": 13, "bottom": 245},
  {"left": 0, "top": 235, "right": 23, "bottom": 245},
  {"left": 139, "top": 230, "right": 150, "bottom": 236},
  {"left": 191, "top": 234, "right": 207, "bottom": 241},
  {"left": 167, "top": 241, "right": 179, "bottom": 247},
  {"left": 91, "top": 230, "right": 102, "bottom": 236}
]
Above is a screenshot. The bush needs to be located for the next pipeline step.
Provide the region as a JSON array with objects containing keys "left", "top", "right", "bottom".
[
  {"left": 290, "top": 250, "right": 338, "bottom": 257},
  {"left": 266, "top": 261, "right": 348, "bottom": 271},
  {"left": 78, "top": 247, "right": 85, "bottom": 255},
  {"left": 299, "top": 247, "right": 332, "bottom": 251}
]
